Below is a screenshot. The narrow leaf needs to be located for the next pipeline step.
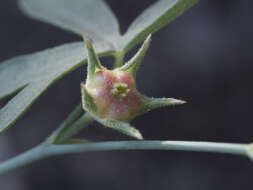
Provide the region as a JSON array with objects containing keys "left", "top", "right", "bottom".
[
  {"left": 121, "top": 0, "right": 199, "bottom": 52},
  {"left": 19, "top": 0, "right": 121, "bottom": 48},
  {"left": 0, "top": 42, "right": 114, "bottom": 134}
]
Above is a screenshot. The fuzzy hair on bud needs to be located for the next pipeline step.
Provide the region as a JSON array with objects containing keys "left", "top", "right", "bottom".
[{"left": 81, "top": 35, "right": 185, "bottom": 139}]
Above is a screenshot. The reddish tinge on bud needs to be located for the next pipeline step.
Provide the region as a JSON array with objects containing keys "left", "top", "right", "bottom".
[
  {"left": 86, "top": 69, "right": 143, "bottom": 121},
  {"left": 81, "top": 34, "right": 185, "bottom": 139}
]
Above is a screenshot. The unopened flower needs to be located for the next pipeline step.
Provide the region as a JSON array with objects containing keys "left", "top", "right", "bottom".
[{"left": 81, "top": 35, "right": 185, "bottom": 139}]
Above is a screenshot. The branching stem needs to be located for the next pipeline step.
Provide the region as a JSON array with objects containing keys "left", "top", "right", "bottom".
[
  {"left": 113, "top": 51, "right": 125, "bottom": 68},
  {"left": 47, "top": 103, "right": 93, "bottom": 144},
  {"left": 0, "top": 140, "right": 251, "bottom": 176}
]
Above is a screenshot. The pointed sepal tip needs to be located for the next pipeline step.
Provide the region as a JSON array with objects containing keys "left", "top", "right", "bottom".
[
  {"left": 117, "top": 34, "right": 152, "bottom": 77},
  {"left": 138, "top": 97, "right": 186, "bottom": 116},
  {"left": 83, "top": 36, "right": 104, "bottom": 81},
  {"left": 101, "top": 118, "right": 143, "bottom": 140}
]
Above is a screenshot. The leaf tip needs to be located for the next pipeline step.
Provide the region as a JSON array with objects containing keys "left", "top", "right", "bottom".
[
  {"left": 246, "top": 143, "right": 253, "bottom": 161},
  {"left": 171, "top": 98, "right": 186, "bottom": 105}
]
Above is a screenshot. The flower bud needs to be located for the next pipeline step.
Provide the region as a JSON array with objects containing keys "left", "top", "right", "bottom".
[
  {"left": 85, "top": 69, "right": 144, "bottom": 121},
  {"left": 81, "top": 34, "right": 185, "bottom": 139}
]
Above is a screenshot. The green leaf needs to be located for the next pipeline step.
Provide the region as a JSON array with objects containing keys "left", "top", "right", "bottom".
[
  {"left": 101, "top": 118, "right": 143, "bottom": 140},
  {"left": 120, "top": 0, "right": 199, "bottom": 52},
  {"left": 18, "top": 0, "right": 121, "bottom": 48},
  {"left": 19, "top": 0, "right": 199, "bottom": 52},
  {"left": 0, "top": 42, "right": 114, "bottom": 134}
]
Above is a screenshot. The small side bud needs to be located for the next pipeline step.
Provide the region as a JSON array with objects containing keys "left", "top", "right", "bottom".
[{"left": 117, "top": 34, "right": 152, "bottom": 78}]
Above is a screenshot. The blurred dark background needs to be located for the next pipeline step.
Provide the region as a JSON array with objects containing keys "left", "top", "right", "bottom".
[{"left": 1, "top": 0, "right": 253, "bottom": 189}]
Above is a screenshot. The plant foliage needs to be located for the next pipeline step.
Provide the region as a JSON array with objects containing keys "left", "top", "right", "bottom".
[{"left": 3, "top": 0, "right": 251, "bottom": 177}]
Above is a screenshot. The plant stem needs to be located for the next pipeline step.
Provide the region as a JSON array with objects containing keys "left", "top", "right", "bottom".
[
  {"left": 0, "top": 141, "right": 251, "bottom": 175},
  {"left": 113, "top": 51, "right": 124, "bottom": 68},
  {"left": 47, "top": 103, "right": 83, "bottom": 143},
  {"left": 53, "top": 113, "right": 93, "bottom": 144},
  {"left": 47, "top": 141, "right": 248, "bottom": 156},
  {"left": 47, "top": 103, "right": 93, "bottom": 144},
  {"left": 0, "top": 143, "right": 48, "bottom": 175}
]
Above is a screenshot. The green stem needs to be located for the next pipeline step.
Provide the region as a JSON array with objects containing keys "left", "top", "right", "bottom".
[
  {"left": 0, "top": 143, "right": 48, "bottom": 175},
  {"left": 53, "top": 113, "right": 93, "bottom": 144},
  {"left": 47, "top": 141, "right": 248, "bottom": 156},
  {"left": 0, "top": 141, "right": 251, "bottom": 176},
  {"left": 47, "top": 103, "right": 93, "bottom": 144},
  {"left": 47, "top": 103, "right": 83, "bottom": 143},
  {"left": 113, "top": 51, "right": 124, "bottom": 69}
]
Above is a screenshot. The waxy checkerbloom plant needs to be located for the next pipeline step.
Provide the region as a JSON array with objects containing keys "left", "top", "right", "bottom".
[{"left": 0, "top": 0, "right": 252, "bottom": 176}]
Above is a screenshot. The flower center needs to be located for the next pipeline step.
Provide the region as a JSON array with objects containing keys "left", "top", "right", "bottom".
[{"left": 111, "top": 82, "right": 130, "bottom": 99}]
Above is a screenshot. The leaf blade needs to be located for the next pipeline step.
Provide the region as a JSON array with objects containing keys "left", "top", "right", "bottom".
[
  {"left": 19, "top": 0, "right": 121, "bottom": 47},
  {"left": 0, "top": 42, "right": 114, "bottom": 134},
  {"left": 121, "top": 0, "right": 199, "bottom": 52}
]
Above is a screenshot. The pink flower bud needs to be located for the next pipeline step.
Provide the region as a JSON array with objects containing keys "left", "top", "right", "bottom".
[
  {"left": 81, "top": 35, "right": 185, "bottom": 139},
  {"left": 85, "top": 69, "right": 144, "bottom": 121}
]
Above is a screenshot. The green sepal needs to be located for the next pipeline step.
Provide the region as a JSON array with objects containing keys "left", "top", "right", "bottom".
[
  {"left": 81, "top": 82, "right": 97, "bottom": 114},
  {"left": 116, "top": 34, "right": 151, "bottom": 77},
  {"left": 80, "top": 92, "right": 144, "bottom": 140},
  {"left": 100, "top": 118, "right": 143, "bottom": 140},
  {"left": 138, "top": 96, "right": 186, "bottom": 116},
  {"left": 81, "top": 81, "right": 143, "bottom": 140},
  {"left": 84, "top": 37, "right": 104, "bottom": 81},
  {"left": 82, "top": 38, "right": 144, "bottom": 140}
]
